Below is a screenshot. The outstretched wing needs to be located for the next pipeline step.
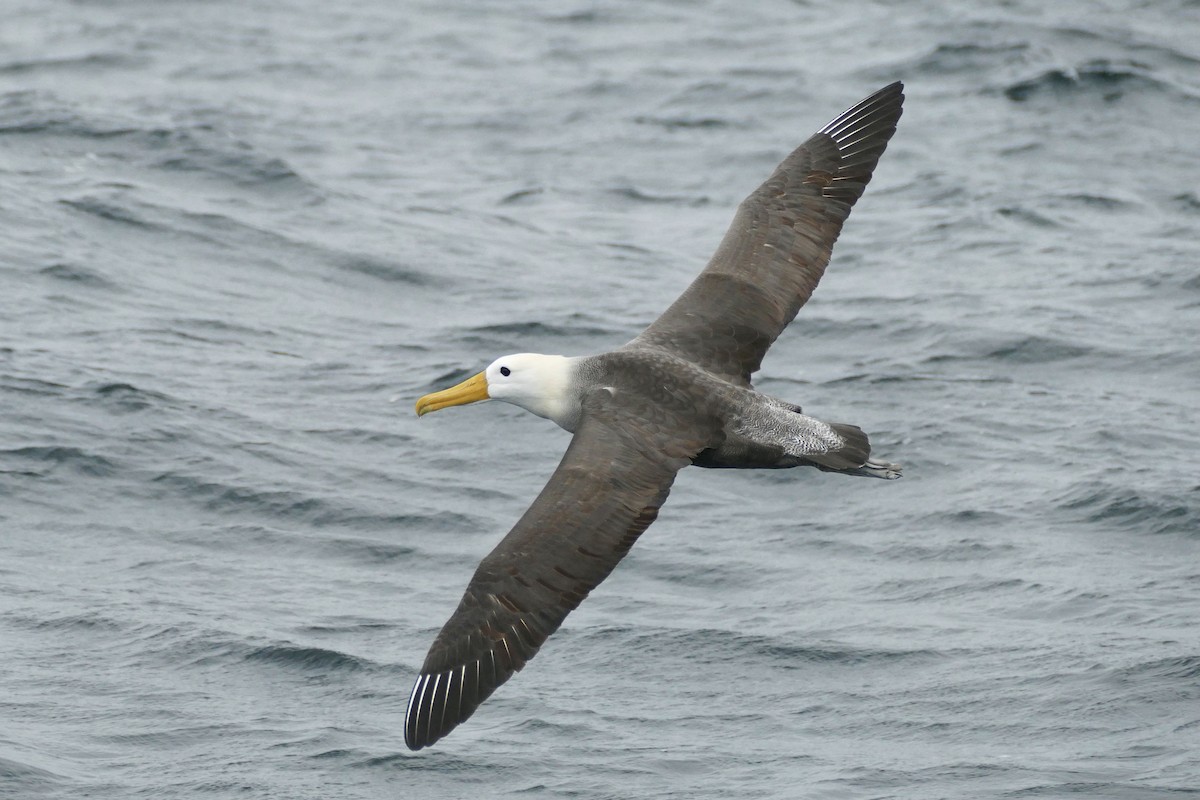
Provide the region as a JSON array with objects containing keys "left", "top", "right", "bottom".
[
  {"left": 628, "top": 82, "right": 904, "bottom": 386},
  {"left": 404, "top": 391, "right": 712, "bottom": 750}
]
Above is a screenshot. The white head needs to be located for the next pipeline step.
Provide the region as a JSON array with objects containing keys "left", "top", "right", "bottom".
[{"left": 415, "top": 353, "right": 578, "bottom": 428}]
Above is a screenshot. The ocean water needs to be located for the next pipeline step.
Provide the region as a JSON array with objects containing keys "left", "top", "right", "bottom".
[{"left": 3, "top": 0, "right": 1199, "bottom": 797}]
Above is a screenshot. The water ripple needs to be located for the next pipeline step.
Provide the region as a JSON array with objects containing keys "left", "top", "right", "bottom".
[{"left": 1057, "top": 481, "right": 1200, "bottom": 537}]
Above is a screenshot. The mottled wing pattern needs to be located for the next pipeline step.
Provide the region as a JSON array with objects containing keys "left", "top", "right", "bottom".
[
  {"left": 628, "top": 82, "right": 904, "bottom": 385},
  {"left": 404, "top": 389, "right": 713, "bottom": 750}
]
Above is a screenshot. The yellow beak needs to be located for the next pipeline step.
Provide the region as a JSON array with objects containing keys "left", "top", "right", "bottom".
[{"left": 415, "top": 371, "right": 490, "bottom": 417}]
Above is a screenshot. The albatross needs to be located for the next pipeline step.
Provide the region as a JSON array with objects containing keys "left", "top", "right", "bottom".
[{"left": 405, "top": 82, "right": 905, "bottom": 750}]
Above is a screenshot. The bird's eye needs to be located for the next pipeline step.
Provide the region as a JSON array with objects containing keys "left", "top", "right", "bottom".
[{"left": 499, "top": 366, "right": 511, "bottom": 377}]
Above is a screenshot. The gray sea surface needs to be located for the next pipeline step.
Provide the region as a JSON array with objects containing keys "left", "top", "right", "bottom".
[{"left": 3, "top": 1, "right": 1200, "bottom": 798}]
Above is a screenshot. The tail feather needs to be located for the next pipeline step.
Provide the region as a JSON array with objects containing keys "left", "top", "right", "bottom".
[{"left": 806, "top": 422, "right": 902, "bottom": 479}]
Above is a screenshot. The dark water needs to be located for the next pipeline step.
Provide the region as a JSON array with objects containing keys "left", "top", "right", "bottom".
[{"left": 3, "top": 1, "right": 1200, "bottom": 797}]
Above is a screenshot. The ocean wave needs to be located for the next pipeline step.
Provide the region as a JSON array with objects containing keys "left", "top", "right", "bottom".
[
  {"left": 323, "top": 536, "right": 417, "bottom": 564},
  {"left": 1, "top": 610, "right": 125, "bottom": 634},
  {"left": 333, "top": 253, "right": 434, "bottom": 286},
  {"left": 37, "top": 262, "right": 118, "bottom": 289},
  {"left": 0, "top": 375, "right": 68, "bottom": 398},
  {"left": 57, "top": 190, "right": 280, "bottom": 254},
  {"left": 0, "top": 90, "right": 136, "bottom": 137},
  {"left": 185, "top": 524, "right": 435, "bottom": 566},
  {"left": 981, "top": 334, "right": 1095, "bottom": 364},
  {"left": 151, "top": 139, "right": 305, "bottom": 189},
  {"left": 872, "top": 576, "right": 1031, "bottom": 603},
  {"left": 923, "top": 332, "right": 1095, "bottom": 366},
  {"left": 825, "top": 372, "right": 1015, "bottom": 386},
  {"left": 453, "top": 318, "right": 625, "bottom": 352},
  {"left": 149, "top": 469, "right": 466, "bottom": 534},
  {"left": 607, "top": 185, "right": 709, "bottom": 206},
  {"left": 0, "top": 754, "right": 68, "bottom": 787},
  {"left": 586, "top": 626, "right": 940, "bottom": 669},
  {"left": 633, "top": 115, "right": 735, "bottom": 131},
  {"left": 58, "top": 195, "right": 161, "bottom": 231},
  {"left": 130, "top": 624, "right": 392, "bottom": 677},
  {"left": 149, "top": 471, "right": 355, "bottom": 523},
  {"left": 995, "top": 205, "right": 1063, "bottom": 229},
  {"left": 0, "top": 445, "right": 118, "bottom": 478},
  {"left": 242, "top": 643, "right": 371, "bottom": 673},
  {"left": 508, "top": 715, "right": 598, "bottom": 742},
  {"left": 1056, "top": 481, "right": 1200, "bottom": 537},
  {"left": 1003, "top": 59, "right": 1190, "bottom": 103},
  {"left": 466, "top": 320, "right": 618, "bottom": 339},
  {"left": 498, "top": 187, "right": 544, "bottom": 205},
  {"left": 1056, "top": 192, "right": 1140, "bottom": 212},
  {"left": 1004, "top": 781, "right": 1190, "bottom": 798},
  {"left": 1091, "top": 655, "right": 1200, "bottom": 709},
  {"left": 57, "top": 184, "right": 434, "bottom": 295},
  {"left": 0, "top": 90, "right": 314, "bottom": 192},
  {"left": 299, "top": 621, "right": 397, "bottom": 636},
  {"left": 1172, "top": 192, "right": 1200, "bottom": 214},
  {"left": 880, "top": 530, "right": 1017, "bottom": 562},
  {"left": 0, "top": 52, "right": 141, "bottom": 75},
  {"left": 903, "top": 41, "right": 1030, "bottom": 77},
  {"left": 90, "top": 382, "right": 176, "bottom": 414}
]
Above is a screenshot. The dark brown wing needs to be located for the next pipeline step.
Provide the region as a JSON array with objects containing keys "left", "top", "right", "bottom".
[
  {"left": 403, "top": 390, "right": 712, "bottom": 750},
  {"left": 628, "top": 82, "right": 904, "bottom": 385}
]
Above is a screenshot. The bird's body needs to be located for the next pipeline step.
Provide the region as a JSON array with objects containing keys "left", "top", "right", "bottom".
[
  {"left": 502, "top": 349, "right": 898, "bottom": 475},
  {"left": 405, "top": 82, "right": 906, "bottom": 750}
]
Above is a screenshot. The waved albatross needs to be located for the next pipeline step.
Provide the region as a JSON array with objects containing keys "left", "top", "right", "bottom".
[{"left": 406, "top": 82, "right": 905, "bottom": 750}]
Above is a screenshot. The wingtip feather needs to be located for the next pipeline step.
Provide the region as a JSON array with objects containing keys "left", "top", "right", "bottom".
[{"left": 404, "top": 674, "right": 430, "bottom": 750}]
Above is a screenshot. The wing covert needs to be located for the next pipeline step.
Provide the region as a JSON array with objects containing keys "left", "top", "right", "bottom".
[
  {"left": 403, "top": 390, "right": 711, "bottom": 750},
  {"left": 628, "top": 82, "right": 904, "bottom": 385}
]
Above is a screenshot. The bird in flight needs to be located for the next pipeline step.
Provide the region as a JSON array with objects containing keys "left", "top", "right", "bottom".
[{"left": 406, "top": 82, "right": 905, "bottom": 750}]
